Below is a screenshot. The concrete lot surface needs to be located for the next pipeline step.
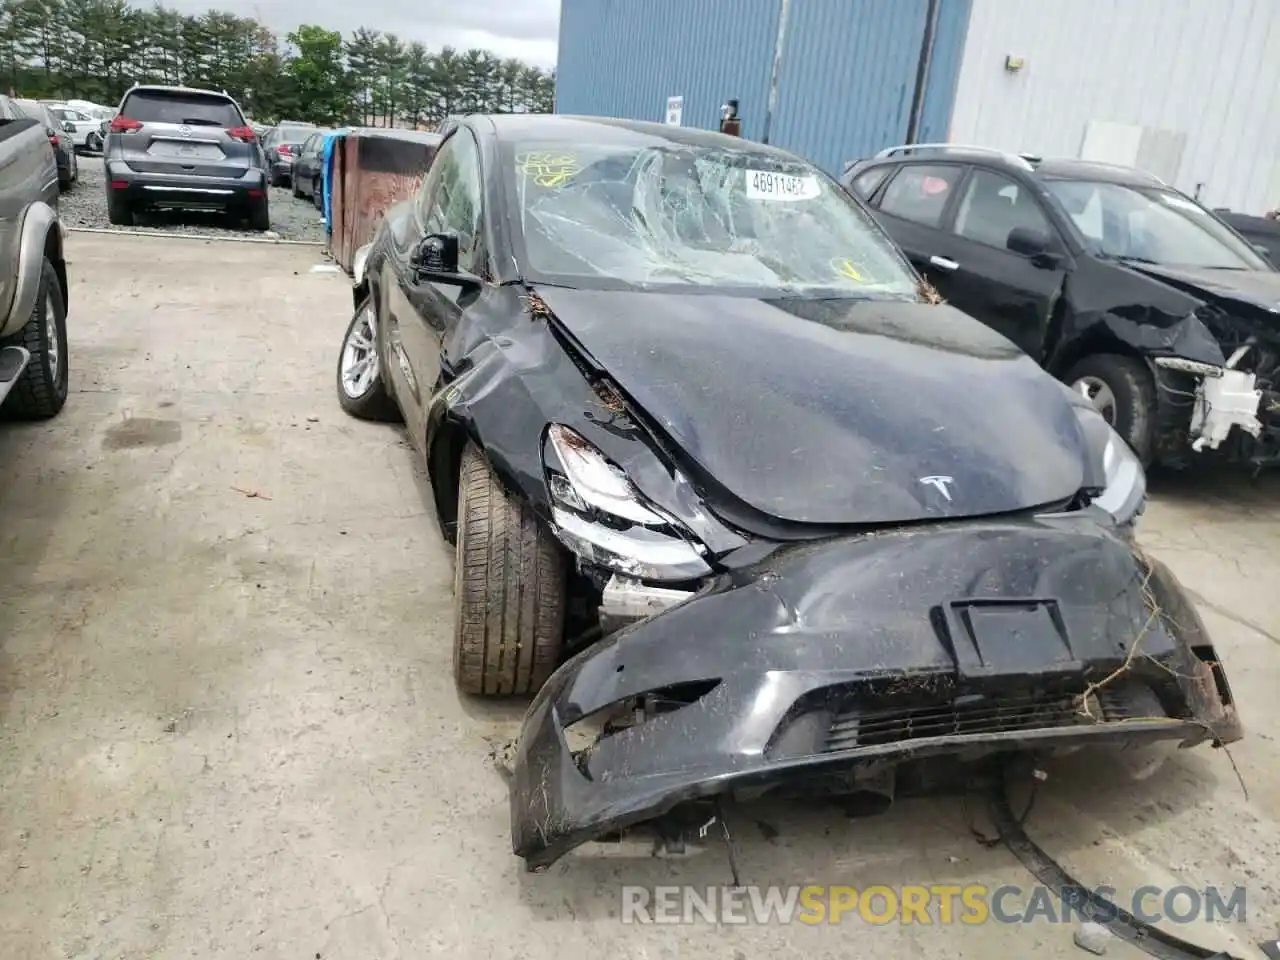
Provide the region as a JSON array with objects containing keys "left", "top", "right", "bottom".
[{"left": 0, "top": 233, "right": 1276, "bottom": 959}]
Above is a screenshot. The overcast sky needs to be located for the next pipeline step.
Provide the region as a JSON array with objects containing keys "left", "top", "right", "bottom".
[{"left": 160, "top": 0, "right": 562, "bottom": 68}]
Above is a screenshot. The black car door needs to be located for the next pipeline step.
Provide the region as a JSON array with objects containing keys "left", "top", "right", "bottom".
[
  {"left": 865, "top": 162, "right": 968, "bottom": 294},
  {"left": 936, "top": 168, "right": 1070, "bottom": 356},
  {"left": 381, "top": 128, "right": 485, "bottom": 441}
]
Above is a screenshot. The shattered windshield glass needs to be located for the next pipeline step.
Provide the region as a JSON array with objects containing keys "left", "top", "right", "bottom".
[
  {"left": 506, "top": 141, "right": 921, "bottom": 297},
  {"left": 1044, "top": 180, "right": 1270, "bottom": 270}
]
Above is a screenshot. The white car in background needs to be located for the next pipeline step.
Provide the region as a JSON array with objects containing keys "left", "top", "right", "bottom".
[{"left": 44, "top": 101, "right": 114, "bottom": 152}]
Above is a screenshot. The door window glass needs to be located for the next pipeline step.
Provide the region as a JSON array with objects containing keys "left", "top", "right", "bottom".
[
  {"left": 878, "top": 164, "right": 963, "bottom": 227},
  {"left": 848, "top": 166, "right": 890, "bottom": 201},
  {"left": 952, "top": 169, "right": 1054, "bottom": 250},
  {"left": 414, "top": 130, "right": 484, "bottom": 273}
]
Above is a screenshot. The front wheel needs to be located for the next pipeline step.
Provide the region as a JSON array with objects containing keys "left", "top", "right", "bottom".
[
  {"left": 453, "top": 442, "right": 568, "bottom": 696},
  {"left": 1, "top": 258, "right": 69, "bottom": 420},
  {"left": 1064, "top": 353, "right": 1157, "bottom": 466},
  {"left": 335, "top": 297, "right": 400, "bottom": 422}
]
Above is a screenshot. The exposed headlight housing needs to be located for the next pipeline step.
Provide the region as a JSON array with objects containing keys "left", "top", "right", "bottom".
[
  {"left": 1073, "top": 407, "right": 1146, "bottom": 526},
  {"left": 543, "top": 424, "right": 712, "bottom": 581}
]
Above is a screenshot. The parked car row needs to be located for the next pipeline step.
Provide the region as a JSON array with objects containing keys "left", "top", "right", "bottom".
[{"left": 329, "top": 115, "right": 1244, "bottom": 873}]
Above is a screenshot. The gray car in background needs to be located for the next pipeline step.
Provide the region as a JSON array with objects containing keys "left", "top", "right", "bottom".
[
  {"left": 103, "top": 84, "right": 270, "bottom": 231},
  {"left": 12, "top": 99, "right": 78, "bottom": 191},
  {"left": 262, "top": 121, "right": 317, "bottom": 187},
  {"left": 290, "top": 129, "right": 331, "bottom": 201}
]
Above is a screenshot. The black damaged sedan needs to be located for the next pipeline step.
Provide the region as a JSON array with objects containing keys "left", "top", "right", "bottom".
[{"left": 334, "top": 115, "right": 1241, "bottom": 871}]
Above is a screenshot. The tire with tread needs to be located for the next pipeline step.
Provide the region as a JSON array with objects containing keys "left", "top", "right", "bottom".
[
  {"left": 248, "top": 198, "right": 270, "bottom": 232},
  {"left": 2, "top": 258, "right": 68, "bottom": 420},
  {"left": 453, "top": 442, "right": 567, "bottom": 697},
  {"left": 291, "top": 176, "right": 303, "bottom": 199},
  {"left": 106, "top": 190, "right": 133, "bottom": 226},
  {"left": 335, "top": 298, "right": 400, "bottom": 422},
  {"left": 1064, "top": 353, "right": 1157, "bottom": 466}
]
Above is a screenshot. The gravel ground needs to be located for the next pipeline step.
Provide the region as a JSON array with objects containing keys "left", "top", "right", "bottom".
[{"left": 62, "top": 156, "right": 327, "bottom": 243}]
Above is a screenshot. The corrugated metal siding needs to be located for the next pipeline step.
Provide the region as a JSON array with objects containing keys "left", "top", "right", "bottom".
[
  {"left": 772, "top": 0, "right": 972, "bottom": 174},
  {"left": 948, "top": 0, "right": 1280, "bottom": 213},
  {"left": 555, "top": 0, "right": 783, "bottom": 140},
  {"left": 555, "top": 0, "right": 973, "bottom": 175}
]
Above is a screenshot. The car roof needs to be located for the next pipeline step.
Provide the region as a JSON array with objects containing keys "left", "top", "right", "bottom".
[
  {"left": 863, "top": 145, "right": 1167, "bottom": 189},
  {"left": 477, "top": 113, "right": 804, "bottom": 161},
  {"left": 124, "top": 84, "right": 236, "bottom": 100},
  {"left": 1028, "top": 157, "right": 1166, "bottom": 188}
]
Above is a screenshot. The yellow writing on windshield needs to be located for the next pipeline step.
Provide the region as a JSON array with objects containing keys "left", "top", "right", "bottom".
[
  {"left": 518, "top": 152, "right": 581, "bottom": 188},
  {"left": 831, "top": 257, "right": 868, "bottom": 282}
]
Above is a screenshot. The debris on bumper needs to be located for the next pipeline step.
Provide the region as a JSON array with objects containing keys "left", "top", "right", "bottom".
[{"left": 509, "top": 516, "right": 1241, "bottom": 871}]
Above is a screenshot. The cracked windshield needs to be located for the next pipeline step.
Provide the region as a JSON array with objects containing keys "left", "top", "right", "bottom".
[{"left": 511, "top": 142, "right": 918, "bottom": 296}]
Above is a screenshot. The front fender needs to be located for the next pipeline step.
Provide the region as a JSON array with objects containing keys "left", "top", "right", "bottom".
[{"left": 2, "top": 202, "right": 64, "bottom": 339}]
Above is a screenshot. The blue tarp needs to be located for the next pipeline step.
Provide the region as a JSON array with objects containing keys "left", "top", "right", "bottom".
[{"left": 320, "top": 127, "right": 350, "bottom": 232}]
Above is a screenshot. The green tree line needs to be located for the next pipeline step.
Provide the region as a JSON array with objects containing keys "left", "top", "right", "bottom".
[{"left": 0, "top": 0, "right": 556, "bottom": 125}]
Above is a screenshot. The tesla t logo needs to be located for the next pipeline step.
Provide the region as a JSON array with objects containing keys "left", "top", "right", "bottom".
[{"left": 919, "top": 476, "right": 954, "bottom": 501}]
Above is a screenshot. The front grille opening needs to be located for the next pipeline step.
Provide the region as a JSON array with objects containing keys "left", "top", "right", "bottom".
[
  {"left": 767, "top": 680, "right": 1171, "bottom": 760},
  {"left": 825, "top": 682, "right": 1168, "bottom": 753}
]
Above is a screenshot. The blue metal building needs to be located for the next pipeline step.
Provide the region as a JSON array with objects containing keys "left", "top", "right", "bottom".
[{"left": 554, "top": 0, "right": 973, "bottom": 176}]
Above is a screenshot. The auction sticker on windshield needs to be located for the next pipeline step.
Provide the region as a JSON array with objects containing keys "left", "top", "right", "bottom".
[{"left": 746, "top": 169, "right": 820, "bottom": 202}]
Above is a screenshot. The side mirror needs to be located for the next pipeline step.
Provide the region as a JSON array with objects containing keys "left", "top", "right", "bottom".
[
  {"left": 411, "top": 233, "right": 480, "bottom": 289},
  {"left": 1252, "top": 243, "right": 1271, "bottom": 259},
  {"left": 1007, "top": 226, "right": 1060, "bottom": 268}
]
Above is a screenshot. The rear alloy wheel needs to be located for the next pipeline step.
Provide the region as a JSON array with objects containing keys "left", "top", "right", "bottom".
[
  {"left": 85, "top": 132, "right": 101, "bottom": 152},
  {"left": 335, "top": 297, "right": 400, "bottom": 422},
  {"left": 1, "top": 258, "right": 69, "bottom": 420},
  {"left": 1065, "top": 353, "right": 1157, "bottom": 466},
  {"left": 291, "top": 176, "right": 303, "bottom": 199},
  {"left": 453, "top": 442, "right": 568, "bottom": 697},
  {"left": 106, "top": 190, "right": 133, "bottom": 226}
]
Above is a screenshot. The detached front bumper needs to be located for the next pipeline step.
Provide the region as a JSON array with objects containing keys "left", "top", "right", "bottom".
[{"left": 510, "top": 516, "right": 1241, "bottom": 871}]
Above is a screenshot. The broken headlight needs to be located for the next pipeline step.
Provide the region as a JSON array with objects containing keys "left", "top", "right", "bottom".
[
  {"left": 1074, "top": 407, "right": 1146, "bottom": 526},
  {"left": 543, "top": 424, "right": 712, "bottom": 581}
]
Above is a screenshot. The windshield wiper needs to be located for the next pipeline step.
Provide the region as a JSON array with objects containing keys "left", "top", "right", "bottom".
[{"left": 179, "top": 118, "right": 224, "bottom": 126}]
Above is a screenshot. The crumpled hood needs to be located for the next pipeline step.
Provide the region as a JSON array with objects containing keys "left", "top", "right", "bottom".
[
  {"left": 1125, "top": 262, "right": 1280, "bottom": 318},
  {"left": 535, "top": 287, "right": 1089, "bottom": 526}
]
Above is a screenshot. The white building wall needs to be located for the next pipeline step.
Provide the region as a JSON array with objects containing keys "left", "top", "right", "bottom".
[{"left": 947, "top": 0, "right": 1280, "bottom": 214}]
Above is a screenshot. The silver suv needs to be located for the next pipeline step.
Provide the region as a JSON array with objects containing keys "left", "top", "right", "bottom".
[{"left": 104, "top": 84, "right": 270, "bottom": 231}]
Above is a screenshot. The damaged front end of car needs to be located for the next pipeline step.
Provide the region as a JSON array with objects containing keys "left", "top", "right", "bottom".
[
  {"left": 1148, "top": 308, "right": 1280, "bottom": 468},
  {"left": 512, "top": 416, "right": 1241, "bottom": 871},
  {"left": 1115, "top": 288, "right": 1280, "bottom": 468},
  {"left": 511, "top": 517, "right": 1242, "bottom": 871}
]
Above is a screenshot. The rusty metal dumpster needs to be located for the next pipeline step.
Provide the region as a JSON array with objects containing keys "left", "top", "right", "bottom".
[{"left": 329, "top": 128, "right": 442, "bottom": 274}]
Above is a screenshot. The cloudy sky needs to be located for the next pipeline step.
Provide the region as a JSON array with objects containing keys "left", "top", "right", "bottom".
[{"left": 161, "top": 0, "right": 562, "bottom": 67}]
